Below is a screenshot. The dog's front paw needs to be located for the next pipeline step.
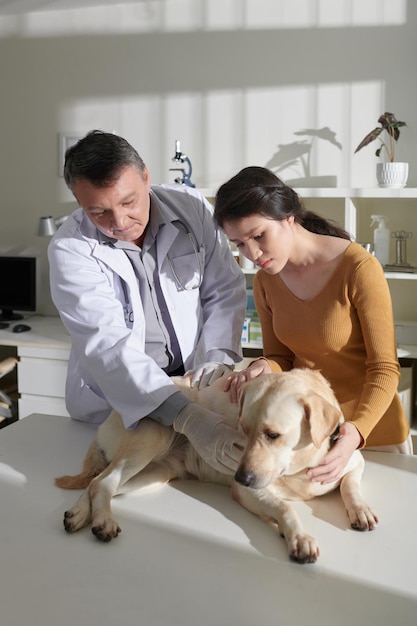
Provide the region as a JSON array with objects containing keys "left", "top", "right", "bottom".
[
  {"left": 348, "top": 505, "right": 378, "bottom": 531},
  {"left": 91, "top": 515, "right": 121, "bottom": 542},
  {"left": 287, "top": 533, "right": 319, "bottom": 564}
]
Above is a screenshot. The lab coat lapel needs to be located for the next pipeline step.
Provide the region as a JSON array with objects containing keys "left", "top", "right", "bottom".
[
  {"left": 78, "top": 210, "right": 136, "bottom": 284},
  {"left": 90, "top": 240, "right": 136, "bottom": 284}
]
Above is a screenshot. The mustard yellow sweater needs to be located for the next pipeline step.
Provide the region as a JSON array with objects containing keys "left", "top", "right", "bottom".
[{"left": 253, "top": 241, "right": 409, "bottom": 447}]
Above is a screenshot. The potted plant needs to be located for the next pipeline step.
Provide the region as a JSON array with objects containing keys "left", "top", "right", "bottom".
[{"left": 354, "top": 112, "right": 408, "bottom": 188}]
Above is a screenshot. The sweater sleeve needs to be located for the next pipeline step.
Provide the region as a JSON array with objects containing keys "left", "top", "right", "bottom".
[{"left": 345, "top": 255, "right": 401, "bottom": 442}]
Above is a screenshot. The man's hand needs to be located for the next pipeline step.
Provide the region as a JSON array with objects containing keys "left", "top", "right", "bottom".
[
  {"left": 189, "top": 362, "right": 233, "bottom": 389},
  {"left": 173, "top": 403, "right": 246, "bottom": 474},
  {"left": 306, "top": 422, "right": 362, "bottom": 484},
  {"left": 224, "top": 358, "right": 273, "bottom": 403}
]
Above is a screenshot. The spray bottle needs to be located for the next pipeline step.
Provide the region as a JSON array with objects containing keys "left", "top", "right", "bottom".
[{"left": 370, "top": 215, "right": 390, "bottom": 266}]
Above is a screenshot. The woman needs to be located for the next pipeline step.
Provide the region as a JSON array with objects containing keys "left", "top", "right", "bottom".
[{"left": 214, "top": 166, "right": 412, "bottom": 484}]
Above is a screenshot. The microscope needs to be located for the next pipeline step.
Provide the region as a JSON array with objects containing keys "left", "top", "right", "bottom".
[{"left": 169, "top": 140, "right": 195, "bottom": 187}]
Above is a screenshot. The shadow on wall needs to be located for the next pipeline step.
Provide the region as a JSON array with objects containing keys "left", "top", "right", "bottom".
[{"left": 265, "top": 127, "right": 342, "bottom": 188}]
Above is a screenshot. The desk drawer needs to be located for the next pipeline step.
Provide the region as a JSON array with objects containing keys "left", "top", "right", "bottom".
[
  {"left": 17, "top": 357, "right": 67, "bottom": 398},
  {"left": 18, "top": 395, "right": 69, "bottom": 419}
]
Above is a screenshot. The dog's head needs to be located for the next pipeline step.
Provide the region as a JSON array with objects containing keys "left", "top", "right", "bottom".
[{"left": 235, "top": 370, "right": 343, "bottom": 489}]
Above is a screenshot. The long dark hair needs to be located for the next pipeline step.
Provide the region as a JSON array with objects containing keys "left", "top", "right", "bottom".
[
  {"left": 64, "top": 129, "right": 147, "bottom": 191},
  {"left": 214, "top": 166, "right": 351, "bottom": 240}
]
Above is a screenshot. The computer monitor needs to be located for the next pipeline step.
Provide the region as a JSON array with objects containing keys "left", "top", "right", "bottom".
[{"left": 0, "top": 256, "right": 37, "bottom": 321}]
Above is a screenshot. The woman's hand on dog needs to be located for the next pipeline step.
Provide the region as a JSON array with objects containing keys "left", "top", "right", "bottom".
[
  {"left": 307, "top": 422, "right": 362, "bottom": 484},
  {"left": 224, "top": 358, "right": 273, "bottom": 403}
]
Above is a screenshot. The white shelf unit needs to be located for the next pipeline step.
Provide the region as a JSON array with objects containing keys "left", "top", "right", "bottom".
[
  {"left": 242, "top": 186, "right": 417, "bottom": 329},
  {"left": 294, "top": 188, "right": 417, "bottom": 323},
  {"left": 236, "top": 187, "right": 417, "bottom": 315},
  {"left": 204, "top": 184, "right": 417, "bottom": 280}
]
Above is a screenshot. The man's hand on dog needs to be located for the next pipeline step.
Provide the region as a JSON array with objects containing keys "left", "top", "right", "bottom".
[
  {"left": 173, "top": 403, "right": 246, "bottom": 474},
  {"left": 189, "top": 362, "right": 233, "bottom": 389},
  {"left": 307, "top": 422, "right": 362, "bottom": 484}
]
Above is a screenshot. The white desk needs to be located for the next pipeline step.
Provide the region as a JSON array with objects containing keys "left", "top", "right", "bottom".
[
  {"left": 0, "top": 414, "right": 416, "bottom": 626},
  {"left": 0, "top": 315, "right": 70, "bottom": 350}
]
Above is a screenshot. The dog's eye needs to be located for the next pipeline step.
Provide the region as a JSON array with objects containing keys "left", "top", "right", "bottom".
[{"left": 265, "top": 430, "right": 280, "bottom": 441}]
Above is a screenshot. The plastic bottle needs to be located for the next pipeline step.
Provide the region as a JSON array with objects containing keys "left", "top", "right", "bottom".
[{"left": 370, "top": 215, "right": 390, "bottom": 266}]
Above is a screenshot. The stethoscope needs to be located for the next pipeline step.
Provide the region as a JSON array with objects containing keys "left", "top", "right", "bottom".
[
  {"left": 122, "top": 280, "right": 134, "bottom": 324},
  {"left": 167, "top": 220, "right": 204, "bottom": 291}
]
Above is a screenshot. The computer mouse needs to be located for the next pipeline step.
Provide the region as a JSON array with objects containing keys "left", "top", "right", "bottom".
[{"left": 12, "top": 324, "right": 31, "bottom": 333}]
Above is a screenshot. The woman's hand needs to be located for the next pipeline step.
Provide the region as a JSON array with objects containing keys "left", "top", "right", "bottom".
[
  {"left": 224, "top": 358, "right": 273, "bottom": 403},
  {"left": 306, "top": 422, "right": 362, "bottom": 484}
]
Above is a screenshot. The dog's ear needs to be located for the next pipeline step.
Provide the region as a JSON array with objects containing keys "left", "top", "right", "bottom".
[
  {"left": 237, "top": 377, "right": 268, "bottom": 419},
  {"left": 302, "top": 394, "right": 342, "bottom": 448}
]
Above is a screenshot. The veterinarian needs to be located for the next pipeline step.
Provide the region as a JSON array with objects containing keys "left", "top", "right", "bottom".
[
  {"left": 213, "top": 165, "right": 413, "bottom": 483},
  {"left": 48, "top": 130, "right": 247, "bottom": 475}
]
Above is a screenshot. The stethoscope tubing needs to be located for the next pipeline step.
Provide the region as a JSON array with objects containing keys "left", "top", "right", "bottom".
[{"left": 167, "top": 220, "right": 203, "bottom": 291}]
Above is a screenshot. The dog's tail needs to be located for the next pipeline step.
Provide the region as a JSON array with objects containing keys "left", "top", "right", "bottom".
[{"left": 55, "top": 439, "right": 108, "bottom": 489}]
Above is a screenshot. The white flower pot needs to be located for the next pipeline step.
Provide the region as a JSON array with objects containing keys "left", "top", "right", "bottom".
[{"left": 376, "top": 162, "right": 409, "bottom": 188}]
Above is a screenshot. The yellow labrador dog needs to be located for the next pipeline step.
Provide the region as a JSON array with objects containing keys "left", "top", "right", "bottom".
[{"left": 55, "top": 369, "right": 377, "bottom": 563}]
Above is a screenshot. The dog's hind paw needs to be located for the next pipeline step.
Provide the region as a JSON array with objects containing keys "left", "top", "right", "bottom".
[
  {"left": 287, "top": 533, "right": 319, "bottom": 564},
  {"left": 63, "top": 507, "right": 91, "bottom": 533},
  {"left": 62, "top": 491, "right": 92, "bottom": 533}
]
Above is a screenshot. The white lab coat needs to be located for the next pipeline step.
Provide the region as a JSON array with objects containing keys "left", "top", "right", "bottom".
[{"left": 48, "top": 184, "right": 246, "bottom": 427}]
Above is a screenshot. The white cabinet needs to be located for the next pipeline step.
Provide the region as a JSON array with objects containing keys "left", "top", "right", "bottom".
[
  {"left": 0, "top": 316, "right": 71, "bottom": 419},
  {"left": 17, "top": 345, "right": 70, "bottom": 418}
]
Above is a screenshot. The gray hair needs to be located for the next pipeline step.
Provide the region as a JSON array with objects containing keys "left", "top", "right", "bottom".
[{"left": 63, "top": 129, "right": 147, "bottom": 190}]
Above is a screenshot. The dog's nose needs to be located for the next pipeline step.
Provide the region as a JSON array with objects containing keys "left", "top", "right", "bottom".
[{"left": 234, "top": 468, "right": 255, "bottom": 487}]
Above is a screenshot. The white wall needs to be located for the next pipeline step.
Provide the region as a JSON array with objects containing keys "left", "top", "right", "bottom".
[{"left": 0, "top": 0, "right": 415, "bottom": 315}]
